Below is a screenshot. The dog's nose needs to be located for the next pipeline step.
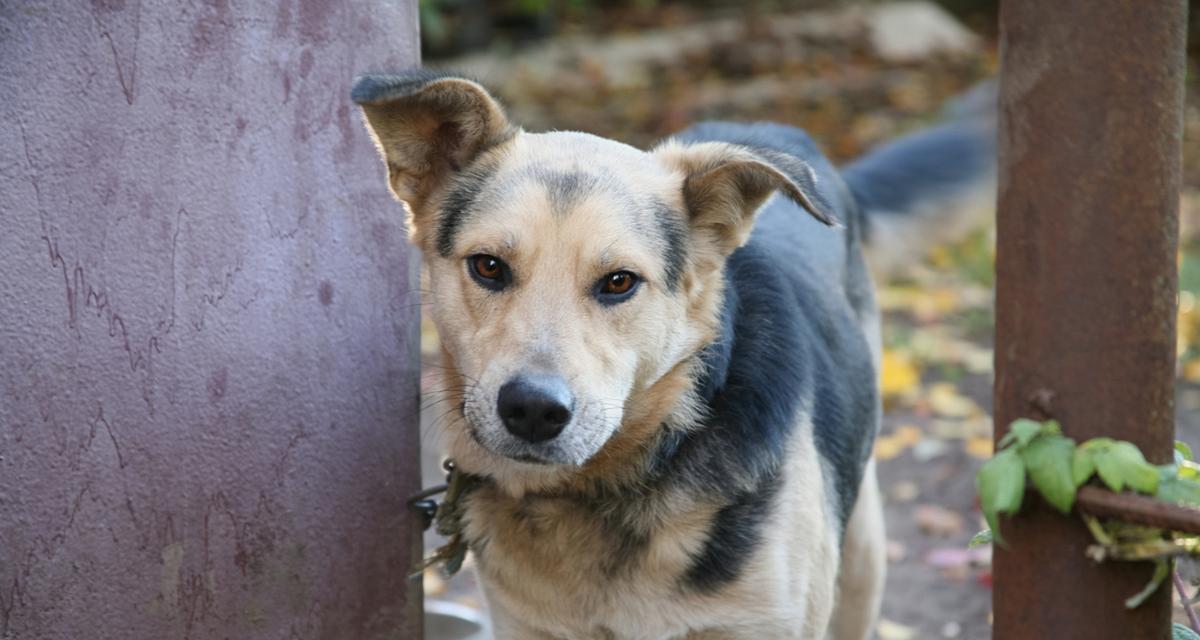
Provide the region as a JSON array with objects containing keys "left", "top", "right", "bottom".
[{"left": 496, "top": 374, "right": 574, "bottom": 443}]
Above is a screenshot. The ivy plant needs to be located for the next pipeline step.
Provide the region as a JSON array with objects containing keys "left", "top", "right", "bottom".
[{"left": 975, "top": 419, "right": 1200, "bottom": 612}]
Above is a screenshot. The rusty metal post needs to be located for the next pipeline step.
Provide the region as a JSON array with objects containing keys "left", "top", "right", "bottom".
[{"left": 993, "top": 1, "right": 1188, "bottom": 638}]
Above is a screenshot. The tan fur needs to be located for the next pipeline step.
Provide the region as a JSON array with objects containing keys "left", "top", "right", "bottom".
[
  {"left": 463, "top": 405, "right": 847, "bottom": 640},
  {"left": 356, "top": 76, "right": 885, "bottom": 639},
  {"left": 829, "top": 461, "right": 887, "bottom": 640},
  {"left": 357, "top": 77, "right": 516, "bottom": 242}
]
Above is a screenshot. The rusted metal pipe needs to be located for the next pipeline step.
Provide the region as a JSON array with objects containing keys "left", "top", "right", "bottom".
[
  {"left": 1076, "top": 487, "right": 1200, "bottom": 536},
  {"left": 993, "top": 0, "right": 1188, "bottom": 637}
]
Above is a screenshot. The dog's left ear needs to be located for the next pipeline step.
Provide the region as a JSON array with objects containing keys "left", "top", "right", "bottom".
[
  {"left": 351, "top": 70, "right": 516, "bottom": 239},
  {"left": 655, "top": 141, "right": 835, "bottom": 254}
]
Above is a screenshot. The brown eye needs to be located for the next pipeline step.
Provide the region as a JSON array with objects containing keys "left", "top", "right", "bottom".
[
  {"left": 468, "top": 254, "right": 510, "bottom": 291},
  {"left": 595, "top": 271, "right": 640, "bottom": 305},
  {"left": 474, "top": 255, "right": 502, "bottom": 279},
  {"left": 603, "top": 272, "right": 635, "bottom": 295}
]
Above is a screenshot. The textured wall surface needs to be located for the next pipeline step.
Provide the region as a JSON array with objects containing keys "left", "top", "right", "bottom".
[{"left": 0, "top": 1, "right": 423, "bottom": 638}]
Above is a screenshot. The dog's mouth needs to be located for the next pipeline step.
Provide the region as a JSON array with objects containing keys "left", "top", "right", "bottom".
[
  {"left": 510, "top": 453, "right": 554, "bottom": 465},
  {"left": 462, "top": 417, "right": 565, "bottom": 466},
  {"left": 459, "top": 404, "right": 622, "bottom": 469}
]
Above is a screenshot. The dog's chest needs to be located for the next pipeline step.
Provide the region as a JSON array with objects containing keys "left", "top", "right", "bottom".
[{"left": 461, "top": 487, "right": 736, "bottom": 637}]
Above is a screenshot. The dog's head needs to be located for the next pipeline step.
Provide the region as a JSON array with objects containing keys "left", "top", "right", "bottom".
[{"left": 353, "top": 71, "right": 832, "bottom": 491}]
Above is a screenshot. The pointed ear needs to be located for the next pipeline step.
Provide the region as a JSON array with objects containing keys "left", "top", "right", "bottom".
[
  {"left": 654, "top": 141, "right": 836, "bottom": 254},
  {"left": 351, "top": 70, "right": 516, "bottom": 235}
]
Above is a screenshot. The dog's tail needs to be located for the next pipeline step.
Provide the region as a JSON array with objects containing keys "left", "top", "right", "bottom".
[{"left": 842, "top": 82, "right": 997, "bottom": 280}]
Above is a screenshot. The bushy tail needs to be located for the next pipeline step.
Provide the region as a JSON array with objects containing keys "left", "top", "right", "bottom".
[{"left": 842, "top": 82, "right": 997, "bottom": 280}]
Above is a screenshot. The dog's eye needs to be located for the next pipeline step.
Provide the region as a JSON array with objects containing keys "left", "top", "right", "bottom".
[
  {"left": 595, "top": 271, "right": 640, "bottom": 305},
  {"left": 468, "top": 254, "right": 510, "bottom": 291}
]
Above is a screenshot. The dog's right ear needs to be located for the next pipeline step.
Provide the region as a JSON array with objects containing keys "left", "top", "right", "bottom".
[{"left": 351, "top": 70, "right": 516, "bottom": 239}]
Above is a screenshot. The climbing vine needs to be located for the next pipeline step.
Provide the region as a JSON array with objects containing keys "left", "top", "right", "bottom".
[{"left": 975, "top": 419, "right": 1200, "bottom": 636}]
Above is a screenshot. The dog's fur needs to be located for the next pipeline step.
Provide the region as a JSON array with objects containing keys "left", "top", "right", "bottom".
[{"left": 352, "top": 70, "right": 995, "bottom": 639}]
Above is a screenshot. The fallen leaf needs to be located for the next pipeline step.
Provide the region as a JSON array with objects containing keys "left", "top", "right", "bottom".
[
  {"left": 1185, "top": 358, "right": 1200, "bottom": 384},
  {"left": 915, "top": 504, "right": 965, "bottom": 537},
  {"left": 913, "top": 438, "right": 950, "bottom": 462},
  {"left": 912, "top": 288, "right": 961, "bottom": 322},
  {"left": 874, "top": 434, "right": 908, "bottom": 461},
  {"left": 927, "top": 382, "right": 982, "bottom": 419},
  {"left": 965, "top": 435, "right": 994, "bottom": 459},
  {"left": 889, "top": 480, "right": 920, "bottom": 502},
  {"left": 878, "top": 619, "right": 917, "bottom": 640},
  {"left": 924, "top": 546, "right": 991, "bottom": 569},
  {"left": 874, "top": 425, "right": 923, "bottom": 461},
  {"left": 929, "top": 416, "right": 991, "bottom": 440},
  {"left": 895, "top": 424, "right": 923, "bottom": 445},
  {"left": 424, "top": 568, "right": 446, "bottom": 596},
  {"left": 881, "top": 349, "right": 921, "bottom": 398}
]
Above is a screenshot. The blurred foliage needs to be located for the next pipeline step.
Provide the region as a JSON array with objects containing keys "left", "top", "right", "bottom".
[
  {"left": 421, "top": 0, "right": 1198, "bottom": 60},
  {"left": 423, "top": 0, "right": 854, "bottom": 58}
]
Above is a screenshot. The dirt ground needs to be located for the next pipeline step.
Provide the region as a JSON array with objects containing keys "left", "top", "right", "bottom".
[{"left": 415, "top": 2, "right": 1200, "bottom": 638}]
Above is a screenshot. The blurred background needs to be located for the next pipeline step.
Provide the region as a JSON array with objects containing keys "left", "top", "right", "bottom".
[{"left": 415, "top": 2, "right": 1200, "bottom": 638}]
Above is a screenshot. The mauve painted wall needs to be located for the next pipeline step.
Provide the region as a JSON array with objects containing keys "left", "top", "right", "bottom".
[{"left": 0, "top": 1, "right": 423, "bottom": 638}]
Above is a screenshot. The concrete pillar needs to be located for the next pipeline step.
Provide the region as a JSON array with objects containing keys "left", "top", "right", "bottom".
[{"left": 0, "top": 1, "right": 423, "bottom": 638}]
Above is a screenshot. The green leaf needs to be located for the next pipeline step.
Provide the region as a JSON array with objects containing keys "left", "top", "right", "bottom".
[
  {"left": 977, "top": 448, "right": 1026, "bottom": 543},
  {"left": 1157, "top": 474, "right": 1200, "bottom": 507},
  {"left": 1181, "top": 460, "right": 1200, "bottom": 481},
  {"left": 1072, "top": 446, "right": 1097, "bottom": 488},
  {"left": 1124, "top": 558, "right": 1169, "bottom": 609},
  {"left": 1174, "top": 623, "right": 1200, "bottom": 640},
  {"left": 1000, "top": 419, "right": 1047, "bottom": 450},
  {"left": 1079, "top": 437, "right": 1115, "bottom": 454},
  {"left": 1177, "top": 441, "right": 1195, "bottom": 462},
  {"left": 1117, "top": 442, "right": 1160, "bottom": 494},
  {"left": 968, "top": 529, "right": 994, "bottom": 548},
  {"left": 1021, "top": 435, "right": 1077, "bottom": 513},
  {"left": 1096, "top": 441, "right": 1159, "bottom": 494}
]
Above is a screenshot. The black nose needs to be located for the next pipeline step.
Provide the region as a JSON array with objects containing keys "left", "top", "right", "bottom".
[{"left": 496, "top": 374, "right": 574, "bottom": 443}]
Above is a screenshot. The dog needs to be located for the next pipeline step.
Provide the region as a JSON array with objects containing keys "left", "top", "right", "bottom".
[{"left": 351, "top": 69, "right": 995, "bottom": 639}]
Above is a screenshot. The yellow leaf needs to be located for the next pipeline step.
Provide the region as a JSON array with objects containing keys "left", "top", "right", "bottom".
[
  {"left": 880, "top": 349, "right": 920, "bottom": 398},
  {"left": 874, "top": 434, "right": 907, "bottom": 461},
  {"left": 1184, "top": 358, "right": 1200, "bottom": 383},
  {"left": 1178, "top": 293, "right": 1197, "bottom": 357},
  {"left": 913, "top": 288, "right": 960, "bottom": 322},
  {"left": 878, "top": 619, "right": 917, "bottom": 640},
  {"left": 927, "top": 245, "right": 954, "bottom": 269},
  {"left": 965, "top": 435, "right": 994, "bottom": 459},
  {"left": 927, "top": 382, "right": 981, "bottom": 419},
  {"left": 874, "top": 425, "right": 923, "bottom": 461},
  {"left": 423, "top": 568, "right": 446, "bottom": 596},
  {"left": 895, "top": 424, "right": 923, "bottom": 446}
]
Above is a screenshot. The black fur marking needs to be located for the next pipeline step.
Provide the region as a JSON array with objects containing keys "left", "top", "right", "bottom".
[
  {"left": 436, "top": 161, "right": 499, "bottom": 257},
  {"left": 532, "top": 168, "right": 600, "bottom": 215},
  {"left": 643, "top": 125, "right": 877, "bottom": 590},
  {"left": 652, "top": 200, "right": 688, "bottom": 292},
  {"left": 669, "top": 239, "right": 875, "bottom": 592},
  {"left": 683, "top": 478, "right": 781, "bottom": 591}
]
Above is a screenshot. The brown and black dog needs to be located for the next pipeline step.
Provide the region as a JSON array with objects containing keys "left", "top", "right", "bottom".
[{"left": 352, "top": 70, "right": 994, "bottom": 639}]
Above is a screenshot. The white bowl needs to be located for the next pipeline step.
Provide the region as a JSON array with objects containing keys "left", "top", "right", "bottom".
[{"left": 424, "top": 599, "right": 489, "bottom": 640}]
